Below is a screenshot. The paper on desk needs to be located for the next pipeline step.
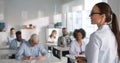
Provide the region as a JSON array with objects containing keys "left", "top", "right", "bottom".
[
  {"left": 75, "top": 54, "right": 85, "bottom": 57},
  {"left": 30, "top": 60, "right": 43, "bottom": 63},
  {"left": 30, "top": 60, "right": 36, "bottom": 63}
]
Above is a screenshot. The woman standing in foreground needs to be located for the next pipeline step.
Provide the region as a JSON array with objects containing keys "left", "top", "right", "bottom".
[{"left": 85, "top": 2, "right": 120, "bottom": 63}]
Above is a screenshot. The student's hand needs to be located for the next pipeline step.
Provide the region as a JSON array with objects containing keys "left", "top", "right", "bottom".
[
  {"left": 76, "top": 57, "right": 87, "bottom": 63},
  {"left": 60, "top": 44, "right": 65, "bottom": 47},
  {"left": 79, "top": 52, "right": 85, "bottom": 55},
  {"left": 22, "top": 56, "right": 34, "bottom": 60},
  {"left": 22, "top": 56, "right": 30, "bottom": 60},
  {"left": 22, "top": 56, "right": 28, "bottom": 60},
  {"left": 36, "top": 56, "right": 47, "bottom": 61},
  {"left": 36, "top": 56, "right": 42, "bottom": 61},
  {"left": 29, "top": 56, "right": 34, "bottom": 60}
]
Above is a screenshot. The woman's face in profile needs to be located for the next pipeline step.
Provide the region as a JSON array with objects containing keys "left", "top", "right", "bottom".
[{"left": 90, "top": 6, "right": 103, "bottom": 25}]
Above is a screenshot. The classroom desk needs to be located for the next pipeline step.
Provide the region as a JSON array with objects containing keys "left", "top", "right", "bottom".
[
  {"left": 42, "top": 55, "right": 62, "bottom": 63},
  {"left": 0, "top": 56, "right": 62, "bottom": 63},
  {"left": 0, "top": 59, "right": 29, "bottom": 63},
  {"left": 0, "top": 46, "right": 9, "bottom": 49},
  {"left": 0, "top": 49, "right": 16, "bottom": 55},
  {"left": 66, "top": 54, "right": 85, "bottom": 63},
  {"left": 46, "top": 43, "right": 57, "bottom": 51},
  {"left": 0, "top": 49, "right": 16, "bottom": 59},
  {"left": 46, "top": 43, "right": 57, "bottom": 46},
  {"left": 66, "top": 54, "right": 85, "bottom": 60},
  {"left": 0, "top": 46, "right": 9, "bottom": 50},
  {"left": 53, "top": 46, "right": 69, "bottom": 59}
]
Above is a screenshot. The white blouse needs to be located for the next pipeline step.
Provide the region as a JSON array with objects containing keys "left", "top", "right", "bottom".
[
  {"left": 47, "top": 37, "right": 58, "bottom": 45},
  {"left": 85, "top": 25, "right": 117, "bottom": 63},
  {"left": 69, "top": 40, "right": 86, "bottom": 55}
]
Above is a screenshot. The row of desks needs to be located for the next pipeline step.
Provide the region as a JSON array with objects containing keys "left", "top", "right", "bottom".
[
  {"left": 46, "top": 43, "right": 86, "bottom": 63},
  {"left": 46, "top": 43, "right": 69, "bottom": 59},
  {"left": 0, "top": 57, "right": 62, "bottom": 63},
  {"left": 0, "top": 44, "right": 86, "bottom": 63},
  {"left": 0, "top": 47, "right": 16, "bottom": 59},
  {"left": 0, "top": 47, "right": 62, "bottom": 63}
]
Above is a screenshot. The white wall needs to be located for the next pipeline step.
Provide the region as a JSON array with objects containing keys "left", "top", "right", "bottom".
[
  {"left": 62, "top": 0, "right": 120, "bottom": 28},
  {"left": 108, "top": 0, "right": 120, "bottom": 27},
  {"left": 62, "top": 0, "right": 84, "bottom": 27},
  {"left": 0, "top": 0, "right": 65, "bottom": 46},
  {"left": 1, "top": 0, "right": 119, "bottom": 47},
  {"left": 0, "top": 0, "right": 7, "bottom": 46},
  {"left": 4, "top": 0, "right": 64, "bottom": 30}
]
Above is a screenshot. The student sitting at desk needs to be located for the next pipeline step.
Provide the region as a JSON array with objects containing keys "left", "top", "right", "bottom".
[
  {"left": 69, "top": 28, "right": 86, "bottom": 63},
  {"left": 7, "top": 27, "right": 16, "bottom": 45},
  {"left": 48, "top": 30, "right": 57, "bottom": 45},
  {"left": 16, "top": 34, "right": 48, "bottom": 61},
  {"left": 69, "top": 28, "right": 86, "bottom": 55},
  {"left": 57, "top": 28, "right": 72, "bottom": 47},
  {"left": 9, "top": 31, "right": 26, "bottom": 50}
]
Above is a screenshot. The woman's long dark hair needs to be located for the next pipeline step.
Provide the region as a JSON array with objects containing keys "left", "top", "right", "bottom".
[
  {"left": 50, "top": 30, "right": 57, "bottom": 38},
  {"left": 96, "top": 2, "right": 120, "bottom": 59}
]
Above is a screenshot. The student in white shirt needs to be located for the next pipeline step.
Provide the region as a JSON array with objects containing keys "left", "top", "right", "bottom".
[
  {"left": 77, "top": 2, "right": 120, "bottom": 63},
  {"left": 69, "top": 28, "right": 86, "bottom": 63},
  {"left": 48, "top": 30, "right": 57, "bottom": 45},
  {"left": 70, "top": 28, "right": 86, "bottom": 55},
  {"left": 7, "top": 28, "right": 16, "bottom": 45}
]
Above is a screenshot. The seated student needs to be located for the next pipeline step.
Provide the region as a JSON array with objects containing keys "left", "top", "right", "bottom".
[
  {"left": 69, "top": 28, "right": 86, "bottom": 63},
  {"left": 7, "top": 27, "right": 16, "bottom": 45},
  {"left": 47, "top": 30, "right": 57, "bottom": 51},
  {"left": 16, "top": 34, "right": 48, "bottom": 61},
  {"left": 69, "top": 28, "right": 86, "bottom": 55},
  {"left": 9, "top": 31, "right": 26, "bottom": 50},
  {"left": 48, "top": 30, "right": 57, "bottom": 45},
  {"left": 57, "top": 28, "right": 72, "bottom": 47}
]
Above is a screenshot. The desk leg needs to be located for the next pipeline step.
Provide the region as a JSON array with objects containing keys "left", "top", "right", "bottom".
[
  {"left": 52, "top": 48, "right": 61, "bottom": 59},
  {"left": 67, "top": 57, "right": 76, "bottom": 63},
  {"left": 60, "top": 51, "right": 62, "bottom": 59}
]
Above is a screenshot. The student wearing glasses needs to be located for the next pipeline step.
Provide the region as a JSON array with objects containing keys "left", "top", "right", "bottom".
[
  {"left": 84, "top": 2, "right": 120, "bottom": 63},
  {"left": 16, "top": 34, "right": 48, "bottom": 61}
]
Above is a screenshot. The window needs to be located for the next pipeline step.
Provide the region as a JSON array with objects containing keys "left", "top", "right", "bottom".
[
  {"left": 0, "top": 22, "right": 6, "bottom": 32},
  {"left": 63, "top": 0, "right": 105, "bottom": 42}
]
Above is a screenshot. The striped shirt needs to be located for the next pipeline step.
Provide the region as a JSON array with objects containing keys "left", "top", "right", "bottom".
[
  {"left": 9, "top": 39, "right": 26, "bottom": 50},
  {"left": 16, "top": 42, "right": 48, "bottom": 60}
]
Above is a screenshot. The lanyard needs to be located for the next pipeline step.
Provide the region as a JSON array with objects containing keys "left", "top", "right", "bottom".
[{"left": 80, "top": 46, "right": 82, "bottom": 52}]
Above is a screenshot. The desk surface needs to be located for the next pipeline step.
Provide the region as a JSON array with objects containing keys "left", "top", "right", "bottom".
[
  {"left": 66, "top": 54, "right": 85, "bottom": 60},
  {"left": 0, "top": 46, "right": 9, "bottom": 50},
  {"left": 46, "top": 43, "right": 57, "bottom": 46},
  {"left": 53, "top": 46, "right": 69, "bottom": 51},
  {"left": 0, "top": 49, "right": 16, "bottom": 55},
  {"left": 0, "top": 56, "right": 62, "bottom": 63},
  {"left": 42, "top": 56, "right": 62, "bottom": 63},
  {"left": 0, "top": 59, "right": 29, "bottom": 63},
  {"left": 0, "top": 49, "right": 16, "bottom": 59}
]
